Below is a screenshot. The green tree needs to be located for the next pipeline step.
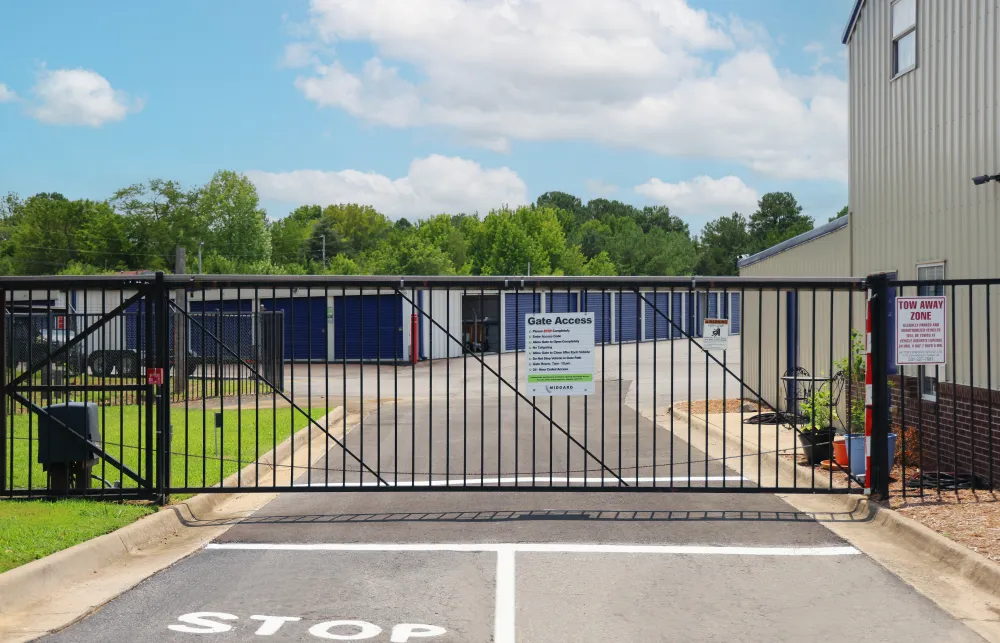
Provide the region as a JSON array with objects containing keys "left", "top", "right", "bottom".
[
  {"left": 748, "top": 192, "right": 813, "bottom": 254},
  {"left": 362, "top": 232, "right": 454, "bottom": 275},
  {"left": 576, "top": 219, "right": 612, "bottom": 258},
  {"left": 321, "top": 253, "right": 361, "bottom": 275},
  {"left": 270, "top": 204, "right": 321, "bottom": 264},
  {"left": 321, "top": 203, "right": 391, "bottom": 257},
  {"left": 829, "top": 205, "right": 848, "bottom": 222},
  {"left": 584, "top": 250, "right": 617, "bottom": 276},
  {"left": 198, "top": 171, "right": 271, "bottom": 263},
  {"left": 306, "top": 216, "right": 348, "bottom": 265},
  {"left": 112, "top": 179, "right": 204, "bottom": 271},
  {"left": 473, "top": 208, "right": 549, "bottom": 275},
  {"left": 417, "top": 213, "right": 469, "bottom": 269},
  {"left": 696, "top": 212, "right": 751, "bottom": 276}
]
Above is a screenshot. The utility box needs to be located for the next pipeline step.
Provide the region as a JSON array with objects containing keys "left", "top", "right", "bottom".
[{"left": 38, "top": 402, "right": 101, "bottom": 492}]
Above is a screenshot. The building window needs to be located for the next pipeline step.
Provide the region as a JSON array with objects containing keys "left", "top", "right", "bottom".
[
  {"left": 892, "top": 0, "right": 917, "bottom": 78},
  {"left": 917, "top": 261, "right": 944, "bottom": 400}
]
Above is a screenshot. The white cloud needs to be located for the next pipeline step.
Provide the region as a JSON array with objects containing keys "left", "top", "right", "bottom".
[
  {"left": 0, "top": 83, "right": 18, "bottom": 102},
  {"left": 30, "top": 69, "right": 142, "bottom": 127},
  {"left": 291, "top": 0, "right": 847, "bottom": 182},
  {"left": 635, "top": 175, "right": 759, "bottom": 218},
  {"left": 247, "top": 154, "right": 528, "bottom": 219},
  {"left": 282, "top": 42, "right": 319, "bottom": 68},
  {"left": 585, "top": 179, "right": 618, "bottom": 197}
]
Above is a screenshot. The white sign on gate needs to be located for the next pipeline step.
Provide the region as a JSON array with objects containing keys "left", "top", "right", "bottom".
[
  {"left": 701, "top": 318, "right": 730, "bottom": 352},
  {"left": 896, "top": 296, "right": 947, "bottom": 365},
  {"left": 525, "top": 312, "right": 595, "bottom": 396}
]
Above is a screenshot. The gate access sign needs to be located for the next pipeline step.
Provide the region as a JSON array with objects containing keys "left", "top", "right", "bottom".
[
  {"left": 896, "top": 296, "right": 947, "bottom": 365},
  {"left": 525, "top": 312, "right": 595, "bottom": 396}
]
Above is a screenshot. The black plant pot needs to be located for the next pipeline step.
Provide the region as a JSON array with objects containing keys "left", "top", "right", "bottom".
[{"left": 796, "top": 427, "right": 836, "bottom": 465}]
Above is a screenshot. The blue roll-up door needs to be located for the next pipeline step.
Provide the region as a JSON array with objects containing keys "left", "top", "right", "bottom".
[
  {"left": 546, "top": 292, "right": 578, "bottom": 314},
  {"left": 504, "top": 293, "right": 541, "bottom": 351},
  {"left": 671, "top": 293, "right": 684, "bottom": 338},
  {"left": 730, "top": 293, "right": 741, "bottom": 335},
  {"left": 643, "top": 293, "right": 671, "bottom": 340},
  {"left": 708, "top": 292, "right": 719, "bottom": 319},
  {"left": 581, "top": 291, "right": 612, "bottom": 344},
  {"left": 334, "top": 295, "right": 402, "bottom": 360},
  {"left": 263, "top": 297, "right": 326, "bottom": 361},
  {"left": 616, "top": 292, "right": 639, "bottom": 342},
  {"left": 189, "top": 300, "right": 253, "bottom": 359}
]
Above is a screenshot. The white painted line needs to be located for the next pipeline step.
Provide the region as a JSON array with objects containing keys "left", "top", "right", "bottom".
[
  {"left": 494, "top": 549, "right": 516, "bottom": 643},
  {"left": 292, "top": 476, "right": 745, "bottom": 488},
  {"left": 206, "top": 543, "right": 860, "bottom": 556}
]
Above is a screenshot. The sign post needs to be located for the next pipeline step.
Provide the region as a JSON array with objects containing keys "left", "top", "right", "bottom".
[{"left": 525, "top": 312, "right": 595, "bottom": 396}]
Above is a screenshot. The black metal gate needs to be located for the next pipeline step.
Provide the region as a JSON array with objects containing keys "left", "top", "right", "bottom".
[{"left": 3, "top": 274, "right": 894, "bottom": 500}]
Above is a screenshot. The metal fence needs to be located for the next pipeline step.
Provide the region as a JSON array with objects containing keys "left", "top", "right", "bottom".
[
  {"left": 3, "top": 273, "right": 992, "bottom": 502},
  {"left": 883, "top": 276, "right": 1000, "bottom": 497}
]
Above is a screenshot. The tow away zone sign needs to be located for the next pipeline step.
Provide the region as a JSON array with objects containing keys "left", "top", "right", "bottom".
[{"left": 896, "top": 296, "right": 946, "bottom": 365}]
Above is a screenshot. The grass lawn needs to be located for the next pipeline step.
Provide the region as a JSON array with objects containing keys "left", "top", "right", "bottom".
[
  {"left": 0, "top": 499, "right": 156, "bottom": 573},
  {"left": 5, "top": 405, "right": 327, "bottom": 492}
]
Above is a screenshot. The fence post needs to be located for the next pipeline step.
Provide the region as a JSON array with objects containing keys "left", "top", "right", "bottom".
[
  {"left": 154, "top": 273, "right": 171, "bottom": 503},
  {"left": 0, "top": 287, "right": 6, "bottom": 495},
  {"left": 868, "top": 272, "right": 892, "bottom": 500}
]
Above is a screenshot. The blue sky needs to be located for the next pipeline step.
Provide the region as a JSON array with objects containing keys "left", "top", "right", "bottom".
[{"left": 0, "top": 0, "right": 854, "bottom": 232}]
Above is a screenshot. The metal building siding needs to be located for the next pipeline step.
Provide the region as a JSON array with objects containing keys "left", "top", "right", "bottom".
[
  {"left": 504, "top": 293, "right": 541, "bottom": 351},
  {"left": 581, "top": 291, "right": 612, "bottom": 344},
  {"left": 643, "top": 293, "right": 671, "bottom": 340},
  {"left": 546, "top": 292, "right": 579, "bottom": 313},
  {"left": 615, "top": 292, "right": 640, "bottom": 342},
  {"left": 334, "top": 295, "right": 403, "bottom": 360},
  {"left": 847, "top": 0, "right": 1000, "bottom": 390}
]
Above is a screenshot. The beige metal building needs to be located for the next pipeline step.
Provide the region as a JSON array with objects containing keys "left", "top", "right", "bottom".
[{"left": 739, "top": 0, "right": 1000, "bottom": 428}]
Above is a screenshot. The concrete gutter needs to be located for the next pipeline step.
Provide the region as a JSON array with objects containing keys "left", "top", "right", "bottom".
[
  {"left": 0, "top": 406, "right": 351, "bottom": 642},
  {"left": 669, "top": 406, "right": 1000, "bottom": 641}
]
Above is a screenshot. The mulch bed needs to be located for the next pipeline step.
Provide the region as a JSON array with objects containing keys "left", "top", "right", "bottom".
[{"left": 672, "top": 399, "right": 759, "bottom": 414}]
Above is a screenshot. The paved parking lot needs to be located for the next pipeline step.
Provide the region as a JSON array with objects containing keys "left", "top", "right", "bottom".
[
  {"left": 43, "top": 341, "right": 985, "bottom": 642},
  {"left": 46, "top": 490, "right": 981, "bottom": 642}
]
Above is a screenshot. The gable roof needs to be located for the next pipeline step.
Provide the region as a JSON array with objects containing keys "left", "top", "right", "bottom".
[
  {"left": 842, "top": 0, "right": 866, "bottom": 44},
  {"left": 737, "top": 215, "right": 849, "bottom": 269}
]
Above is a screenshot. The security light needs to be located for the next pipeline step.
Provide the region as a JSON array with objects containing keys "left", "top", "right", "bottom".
[{"left": 972, "top": 174, "right": 1000, "bottom": 186}]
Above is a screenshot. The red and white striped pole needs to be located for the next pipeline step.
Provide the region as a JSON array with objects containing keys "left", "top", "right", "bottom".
[{"left": 864, "top": 290, "right": 873, "bottom": 495}]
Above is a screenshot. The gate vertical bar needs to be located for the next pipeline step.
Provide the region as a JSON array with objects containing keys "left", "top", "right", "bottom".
[
  {"left": 0, "top": 287, "right": 5, "bottom": 495},
  {"left": 868, "top": 273, "right": 891, "bottom": 500},
  {"left": 155, "top": 272, "right": 171, "bottom": 502}
]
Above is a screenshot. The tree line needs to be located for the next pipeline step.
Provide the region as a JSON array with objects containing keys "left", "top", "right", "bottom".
[{"left": 0, "top": 170, "right": 833, "bottom": 277}]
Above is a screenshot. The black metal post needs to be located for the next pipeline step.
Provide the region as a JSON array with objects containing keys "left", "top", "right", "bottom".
[
  {"left": 869, "top": 272, "right": 892, "bottom": 500},
  {"left": 155, "top": 273, "right": 171, "bottom": 503}
]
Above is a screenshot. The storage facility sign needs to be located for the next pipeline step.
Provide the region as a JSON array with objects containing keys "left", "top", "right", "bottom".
[
  {"left": 525, "top": 312, "right": 595, "bottom": 396},
  {"left": 701, "top": 318, "right": 730, "bottom": 352},
  {"left": 895, "top": 296, "right": 947, "bottom": 365}
]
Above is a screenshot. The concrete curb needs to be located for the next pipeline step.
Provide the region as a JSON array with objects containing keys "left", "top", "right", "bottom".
[
  {"left": 670, "top": 407, "right": 1000, "bottom": 599},
  {"left": 0, "top": 406, "right": 344, "bottom": 616}
]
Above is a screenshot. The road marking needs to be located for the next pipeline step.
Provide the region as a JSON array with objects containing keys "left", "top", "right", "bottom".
[
  {"left": 292, "top": 476, "right": 746, "bottom": 488},
  {"left": 206, "top": 543, "right": 860, "bottom": 556},
  {"left": 494, "top": 549, "right": 516, "bottom": 643}
]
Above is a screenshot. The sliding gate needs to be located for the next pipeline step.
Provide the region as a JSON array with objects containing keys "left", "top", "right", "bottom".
[{"left": 3, "top": 274, "right": 884, "bottom": 501}]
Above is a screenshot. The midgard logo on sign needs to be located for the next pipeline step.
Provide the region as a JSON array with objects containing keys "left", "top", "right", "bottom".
[{"left": 525, "top": 312, "right": 595, "bottom": 396}]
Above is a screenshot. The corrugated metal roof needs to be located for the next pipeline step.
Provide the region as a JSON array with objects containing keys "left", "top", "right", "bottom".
[
  {"left": 842, "top": 0, "right": 866, "bottom": 44},
  {"left": 737, "top": 215, "right": 849, "bottom": 269}
]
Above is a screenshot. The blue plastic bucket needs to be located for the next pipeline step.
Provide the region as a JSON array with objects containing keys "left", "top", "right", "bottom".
[{"left": 844, "top": 433, "right": 897, "bottom": 477}]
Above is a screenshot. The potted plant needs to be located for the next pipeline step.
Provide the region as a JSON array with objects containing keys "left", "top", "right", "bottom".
[{"left": 797, "top": 384, "right": 839, "bottom": 465}]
